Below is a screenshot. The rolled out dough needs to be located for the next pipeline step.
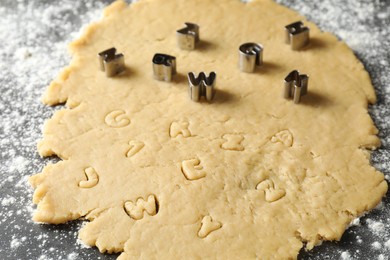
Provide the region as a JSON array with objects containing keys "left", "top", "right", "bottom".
[{"left": 29, "top": 0, "right": 388, "bottom": 259}]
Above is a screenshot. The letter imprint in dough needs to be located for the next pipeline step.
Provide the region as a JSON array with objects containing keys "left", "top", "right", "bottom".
[
  {"left": 126, "top": 140, "right": 145, "bottom": 157},
  {"left": 78, "top": 167, "right": 99, "bottom": 188},
  {"left": 198, "top": 215, "right": 222, "bottom": 238},
  {"left": 221, "top": 134, "right": 244, "bottom": 151},
  {"left": 270, "top": 130, "right": 293, "bottom": 147},
  {"left": 169, "top": 121, "right": 191, "bottom": 138},
  {"left": 181, "top": 158, "right": 207, "bottom": 180},
  {"left": 124, "top": 194, "right": 158, "bottom": 220},
  {"left": 104, "top": 110, "right": 131, "bottom": 128},
  {"left": 256, "top": 179, "right": 286, "bottom": 203}
]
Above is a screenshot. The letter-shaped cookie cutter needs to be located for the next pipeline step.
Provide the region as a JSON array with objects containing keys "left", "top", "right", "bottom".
[
  {"left": 284, "top": 70, "right": 308, "bottom": 104},
  {"left": 152, "top": 53, "right": 176, "bottom": 82},
  {"left": 188, "top": 72, "right": 216, "bottom": 102},
  {"left": 285, "top": 21, "right": 310, "bottom": 50},
  {"left": 239, "top": 42, "right": 263, "bottom": 73},
  {"left": 98, "top": 47, "right": 125, "bottom": 77},
  {"left": 177, "top": 22, "right": 200, "bottom": 50}
]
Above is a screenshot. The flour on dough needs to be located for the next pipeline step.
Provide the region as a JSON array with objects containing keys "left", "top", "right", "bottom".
[{"left": 30, "top": 0, "right": 387, "bottom": 259}]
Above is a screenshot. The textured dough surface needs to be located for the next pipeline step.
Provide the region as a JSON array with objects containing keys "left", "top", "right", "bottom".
[{"left": 29, "top": 0, "right": 388, "bottom": 258}]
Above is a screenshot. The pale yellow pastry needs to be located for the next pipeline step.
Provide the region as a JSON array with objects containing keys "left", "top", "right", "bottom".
[{"left": 29, "top": 0, "right": 388, "bottom": 259}]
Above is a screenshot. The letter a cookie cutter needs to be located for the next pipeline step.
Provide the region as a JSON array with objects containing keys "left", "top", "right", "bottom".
[
  {"left": 285, "top": 21, "right": 310, "bottom": 50},
  {"left": 152, "top": 53, "right": 177, "bottom": 82},
  {"left": 188, "top": 72, "right": 216, "bottom": 102},
  {"left": 98, "top": 47, "right": 125, "bottom": 77},
  {"left": 239, "top": 42, "right": 263, "bottom": 73},
  {"left": 283, "top": 70, "right": 308, "bottom": 104},
  {"left": 177, "top": 22, "right": 200, "bottom": 50}
]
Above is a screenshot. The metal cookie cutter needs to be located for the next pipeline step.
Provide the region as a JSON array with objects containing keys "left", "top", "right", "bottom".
[
  {"left": 152, "top": 53, "right": 176, "bottom": 82},
  {"left": 284, "top": 70, "right": 308, "bottom": 104},
  {"left": 239, "top": 42, "right": 263, "bottom": 73},
  {"left": 177, "top": 22, "right": 200, "bottom": 50},
  {"left": 188, "top": 72, "right": 216, "bottom": 102},
  {"left": 285, "top": 21, "right": 310, "bottom": 50},
  {"left": 98, "top": 47, "right": 125, "bottom": 77}
]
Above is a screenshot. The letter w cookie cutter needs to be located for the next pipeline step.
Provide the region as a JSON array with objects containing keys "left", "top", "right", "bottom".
[
  {"left": 188, "top": 72, "right": 216, "bottom": 102},
  {"left": 283, "top": 70, "right": 308, "bottom": 104},
  {"left": 285, "top": 21, "right": 310, "bottom": 50},
  {"left": 98, "top": 47, "right": 125, "bottom": 77}
]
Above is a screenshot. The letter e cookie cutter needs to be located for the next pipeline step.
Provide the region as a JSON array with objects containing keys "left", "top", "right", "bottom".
[
  {"left": 285, "top": 21, "right": 310, "bottom": 50},
  {"left": 239, "top": 42, "right": 263, "bottom": 73}
]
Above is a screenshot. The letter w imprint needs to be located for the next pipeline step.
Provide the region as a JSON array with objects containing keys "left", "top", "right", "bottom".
[{"left": 124, "top": 195, "right": 158, "bottom": 220}]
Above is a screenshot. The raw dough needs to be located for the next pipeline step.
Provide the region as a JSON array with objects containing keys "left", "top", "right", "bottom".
[{"left": 29, "top": 0, "right": 388, "bottom": 259}]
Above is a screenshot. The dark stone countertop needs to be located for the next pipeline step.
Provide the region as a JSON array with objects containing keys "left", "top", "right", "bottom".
[{"left": 0, "top": 0, "right": 389, "bottom": 259}]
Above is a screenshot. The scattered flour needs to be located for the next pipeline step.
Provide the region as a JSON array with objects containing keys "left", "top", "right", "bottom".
[
  {"left": 10, "top": 238, "right": 21, "bottom": 249},
  {"left": 8, "top": 156, "right": 29, "bottom": 174},
  {"left": 367, "top": 219, "right": 386, "bottom": 234},
  {"left": 67, "top": 252, "right": 78, "bottom": 260},
  {"left": 385, "top": 239, "right": 390, "bottom": 249},
  {"left": 372, "top": 241, "right": 383, "bottom": 250},
  {"left": 2, "top": 196, "right": 16, "bottom": 206},
  {"left": 340, "top": 251, "right": 352, "bottom": 260},
  {"left": 349, "top": 217, "right": 361, "bottom": 227},
  {"left": 76, "top": 238, "right": 91, "bottom": 249}
]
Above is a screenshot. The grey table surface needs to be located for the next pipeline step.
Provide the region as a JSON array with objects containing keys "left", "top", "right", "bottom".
[{"left": 0, "top": 0, "right": 389, "bottom": 259}]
